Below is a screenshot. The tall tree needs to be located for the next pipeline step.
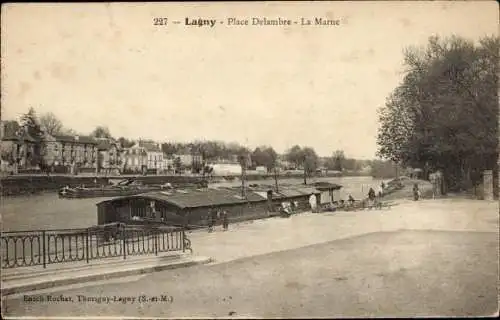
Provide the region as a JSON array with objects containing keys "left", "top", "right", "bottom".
[
  {"left": 118, "top": 137, "right": 135, "bottom": 148},
  {"left": 302, "top": 147, "right": 319, "bottom": 184},
  {"left": 20, "top": 107, "right": 43, "bottom": 138},
  {"left": 20, "top": 108, "right": 44, "bottom": 166},
  {"left": 332, "top": 150, "right": 345, "bottom": 171},
  {"left": 285, "top": 145, "right": 318, "bottom": 184},
  {"left": 91, "top": 126, "right": 113, "bottom": 139},
  {"left": 2, "top": 120, "right": 20, "bottom": 137},
  {"left": 39, "top": 112, "right": 63, "bottom": 136},
  {"left": 377, "top": 35, "right": 499, "bottom": 191},
  {"left": 252, "top": 146, "right": 278, "bottom": 172},
  {"left": 285, "top": 145, "right": 303, "bottom": 169}
]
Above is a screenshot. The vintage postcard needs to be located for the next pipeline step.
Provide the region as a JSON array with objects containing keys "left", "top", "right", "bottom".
[{"left": 1, "top": 1, "right": 499, "bottom": 319}]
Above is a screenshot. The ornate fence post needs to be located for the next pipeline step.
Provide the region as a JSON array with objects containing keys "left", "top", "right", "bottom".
[
  {"left": 122, "top": 226, "right": 127, "bottom": 260},
  {"left": 42, "top": 230, "right": 46, "bottom": 268},
  {"left": 182, "top": 230, "right": 185, "bottom": 253},
  {"left": 154, "top": 229, "right": 158, "bottom": 256},
  {"left": 85, "top": 228, "right": 90, "bottom": 264}
]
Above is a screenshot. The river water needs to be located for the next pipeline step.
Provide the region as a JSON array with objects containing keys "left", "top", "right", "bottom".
[{"left": 1, "top": 176, "right": 385, "bottom": 232}]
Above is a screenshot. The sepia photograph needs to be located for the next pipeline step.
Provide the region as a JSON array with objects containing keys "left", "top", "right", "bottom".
[{"left": 1, "top": 1, "right": 499, "bottom": 318}]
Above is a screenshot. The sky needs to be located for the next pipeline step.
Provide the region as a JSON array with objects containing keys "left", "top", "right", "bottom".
[{"left": 1, "top": 1, "right": 498, "bottom": 159}]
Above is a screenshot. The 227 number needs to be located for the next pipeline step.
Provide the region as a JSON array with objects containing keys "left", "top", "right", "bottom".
[{"left": 153, "top": 18, "right": 168, "bottom": 26}]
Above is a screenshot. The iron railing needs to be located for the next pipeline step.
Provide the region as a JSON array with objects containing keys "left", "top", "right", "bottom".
[{"left": 0, "top": 223, "right": 192, "bottom": 269}]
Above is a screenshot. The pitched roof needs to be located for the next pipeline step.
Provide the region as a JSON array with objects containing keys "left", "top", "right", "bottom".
[
  {"left": 53, "top": 135, "right": 97, "bottom": 144},
  {"left": 1, "top": 130, "right": 37, "bottom": 143},
  {"left": 97, "top": 140, "right": 117, "bottom": 151},
  {"left": 311, "top": 182, "right": 342, "bottom": 191},
  {"left": 97, "top": 184, "right": 327, "bottom": 210},
  {"left": 138, "top": 141, "right": 161, "bottom": 152},
  {"left": 99, "top": 188, "right": 267, "bottom": 210}
]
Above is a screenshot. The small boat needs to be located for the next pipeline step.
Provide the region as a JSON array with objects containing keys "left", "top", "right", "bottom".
[{"left": 58, "top": 179, "right": 173, "bottom": 199}]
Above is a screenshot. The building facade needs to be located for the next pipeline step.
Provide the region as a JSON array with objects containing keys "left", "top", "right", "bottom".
[
  {"left": 123, "top": 145, "right": 147, "bottom": 173},
  {"left": 96, "top": 138, "right": 123, "bottom": 174},
  {"left": 122, "top": 140, "right": 163, "bottom": 173},
  {"left": 43, "top": 134, "right": 98, "bottom": 172},
  {"left": 1, "top": 126, "right": 37, "bottom": 172}
]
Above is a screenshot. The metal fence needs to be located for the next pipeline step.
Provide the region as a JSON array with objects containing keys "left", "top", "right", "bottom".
[{"left": 0, "top": 224, "right": 192, "bottom": 269}]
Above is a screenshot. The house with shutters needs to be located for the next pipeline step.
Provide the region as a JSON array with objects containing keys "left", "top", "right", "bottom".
[
  {"left": 96, "top": 138, "right": 123, "bottom": 175},
  {"left": 43, "top": 134, "right": 98, "bottom": 173},
  {"left": 123, "top": 140, "right": 163, "bottom": 174}
]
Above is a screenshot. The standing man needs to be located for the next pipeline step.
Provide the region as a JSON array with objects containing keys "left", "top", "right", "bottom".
[
  {"left": 211, "top": 208, "right": 217, "bottom": 232},
  {"left": 368, "top": 188, "right": 376, "bottom": 209},
  {"left": 430, "top": 172, "right": 437, "bottom": 199},
  {"left": 207, "top": 208, "right": 214, "bottom": 232},
  {"left": 413, "top": 183, "right": 420, "bottom": 201},
  {"left": 222, "top": 210, "right": 229, "bottom": 231}
]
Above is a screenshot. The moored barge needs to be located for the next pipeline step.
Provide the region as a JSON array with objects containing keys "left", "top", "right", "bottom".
[
  {"left": 58, "top": 178, "right": 172, "bottom": 199},
  {"left": 95, "top": 182, "right": 342, "bottom": 228}
]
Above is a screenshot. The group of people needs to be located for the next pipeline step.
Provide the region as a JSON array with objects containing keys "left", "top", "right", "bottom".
[
  {"left": 333, "top": 194, "right": 357, "bottom": 210},
  {"left": 207, "top": 208, "right": 229, "bottom": 232},
  {"left": 366, "top": 181, "right": 386, "bottom": 209}
]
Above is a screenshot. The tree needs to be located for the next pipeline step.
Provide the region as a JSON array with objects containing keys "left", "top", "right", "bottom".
[
  {"left": 61, "top": 128, "right": 79, "bottom": 135},
  {"left": 173, "top": 156, "right": 182, "bottom": 174},
  {"left": 332, "top": 150, "right": 345, "bottom": 171},
  {"left": 2, "top": 120, "right": 20, "bottom": 137},
  {"left": 302, "top": 147, "right": 319, "bottom": 184},
  {"left": 285, "top": 145, "right": 303, "bottom": 169},
  {"left": 20, "top": 107, "right": 44, "bottom": 166},
  {"left": 20, "top": 108, "right": 43, "bottom": 138},
  {"left": 39, "top": 112, "right": 63, "bottom": 136},
  {"left": 237, "top": 147, "right": 251, "bottom": 168},
  {"left": 118, "top": 137, "right": 135, "bottom": 148},
  {"left": 285, "top": 145, "right": 318, "bottom": 184},
  {"left": 161, "top": 142, "right": 178, "bottom": 156},
  {"left": 252, "top": 146, "right": 278, "bottom": 172},
  {"left": 91, "top": 126, "right": 113, "bottom": 139},
  {"left": 377, "top": 35, "right": 499, "bottom": 191}
]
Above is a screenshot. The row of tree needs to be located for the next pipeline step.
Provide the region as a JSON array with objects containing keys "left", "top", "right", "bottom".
[
  {"left": 5, "top": 107, "right": 397, "bottom": 181},
  {"left": 377, "top": 35, "right": 499, "bottom": 191}
]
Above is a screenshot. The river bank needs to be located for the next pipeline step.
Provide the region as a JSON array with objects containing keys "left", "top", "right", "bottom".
[
  {"left": 0, "top": 172, "right": 375, "bottom": 197},
  {"left": 1, "top": 176, "right": 385, "bottom": 231}
]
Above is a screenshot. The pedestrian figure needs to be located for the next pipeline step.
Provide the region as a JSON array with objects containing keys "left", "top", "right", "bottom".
[
  {"left": 430, "top": 172, "right": 439, "bottom": 199},
  {"left": 348, "top": 195, "right": 355, "bottom": 205},
  {"left": 413, "top": 183, "right": 420, "bottom": 201},
  {"left": 222, "top": 210, "right": 229, "bottom": 231},
  {"left": 207, "top": 208, "right": 214, "bottom": 232},
  {"left": 339, "top": 199, "right": 346, "bottom": 210},
  {"left": 377, "top": 184, "right": 384, "bottom": 198},
  {"left": 211, "top": 208, "right": 218, "bottom": 231},
  {"left": 368, "top": 188, "right": 376, "bottom": 209}
]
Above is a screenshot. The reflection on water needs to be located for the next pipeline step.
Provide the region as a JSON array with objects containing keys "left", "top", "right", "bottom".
[{"left": 1, "top": 176, "right": 385, "bottom": 232}]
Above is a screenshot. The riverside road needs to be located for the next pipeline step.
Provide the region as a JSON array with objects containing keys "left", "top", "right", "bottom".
[{"left": 2, "top": 198, "right": 499, "bottom": 318}]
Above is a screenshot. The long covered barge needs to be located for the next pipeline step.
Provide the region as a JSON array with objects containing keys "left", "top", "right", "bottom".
[{"left": 96, "top": 182, "right": 342, "bottom": 228}]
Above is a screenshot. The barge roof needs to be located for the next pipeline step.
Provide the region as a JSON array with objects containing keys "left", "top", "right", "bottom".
[{"left": 96, "top": 184, "right": 333, "bottom": 209}]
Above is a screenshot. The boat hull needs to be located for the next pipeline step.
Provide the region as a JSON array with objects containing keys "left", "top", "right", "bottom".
[{"left": 58, "top": 186, "right": 165, "bottom": 199}]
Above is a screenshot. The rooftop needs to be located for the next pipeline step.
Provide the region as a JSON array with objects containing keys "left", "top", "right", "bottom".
[
  {"left": 53, "top": 135, "right": 97, "bottom": 144},
  {"left": 97, "top": 184, "right": 328, "bottom": 210}
]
